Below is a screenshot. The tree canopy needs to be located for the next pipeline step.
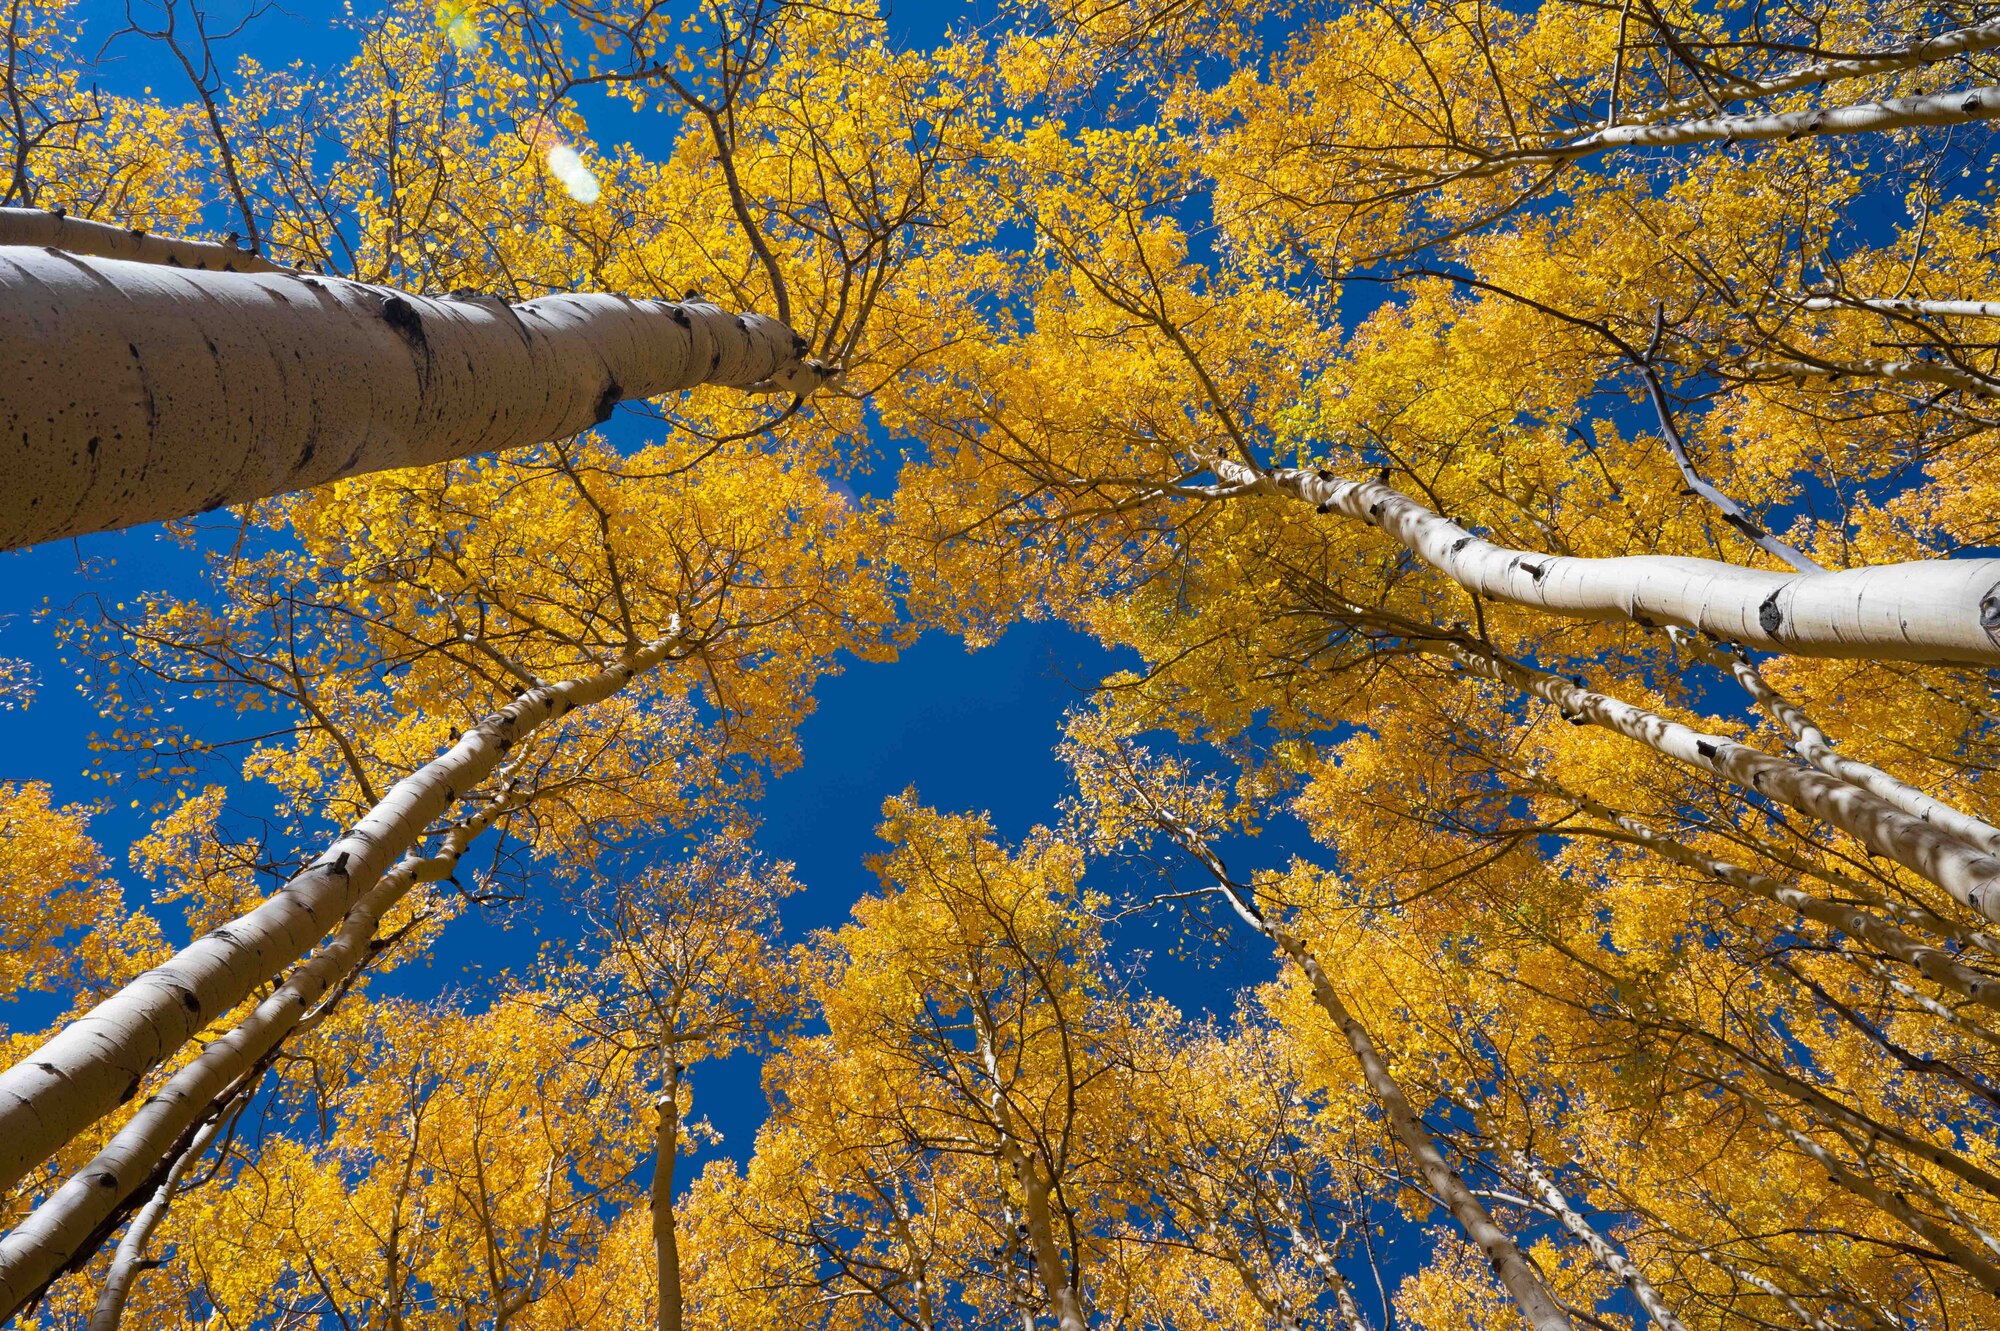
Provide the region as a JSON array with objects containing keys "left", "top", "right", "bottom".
[{"left": 3, "top": 0, "right": 1999, "bottom": 1325}]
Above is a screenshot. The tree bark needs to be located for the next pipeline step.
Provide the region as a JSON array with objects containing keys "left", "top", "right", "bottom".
[
  {"left": 652, "top": 1070, "right": 683, "bottom": 1331},
  {"left": 0, "top": 207, "right": 287, "bottom": 272},
  {"left": 1425, "top": 639, "right": 2000, "bottom": 922},
  {"left": 1131, "top": 792, "right": 1574, "bottom": 1331},
  {"left": 1550, "top": 787, "right": 2000, "bottom": 1012},
  {"left": 1498, "top": 1142, "right": 1689, "bottom": 1331},
  {"left": 1713, "top": 648, "right": 2000, "bottom": 855},
  {"left": 1265, "top": 928, "right": 1575, "bottom": 1331},
  {"left": 1208, "top": 458, "right": 2000, "bottom": 664},
  {"left": 970, "top": 1011, "right": 1090, "bottom": 1331},
  {"left": 0, "top": 781, "right": 524, "bottom": 1321},
  {"left": 0, "top": 246, "right": 829, "bottom": 550},
  {"left": 1801, "top": 296, "right": 2000, "bottom": 319},
  {"left": 0, "top": 633, "right": 683, "bottom": 1202}
]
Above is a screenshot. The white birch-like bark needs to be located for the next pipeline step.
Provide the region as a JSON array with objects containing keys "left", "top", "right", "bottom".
[
  {"left": 1629, "top": 20, "right": 2000, "bottom": 127},
  {"left": 1800, "top": 296, "right": 2000, "bottom": 319},
  {"left": 1717, "top": 1261, "right": 1843, "bottom": 1331},
  {"left": 0, "top": 247, "right": 830, "bottom": 550},
  {"left": 1426, "top": 640, "right": 2000, "bottom": 922},
  {"left": 1497, "top": 1143, "right": 1689, "bottom": 1331},
  {"left": 1261, "top": 930, "right": 1573, "bottom": 1331},
  {"left": 970, "top": 1011, "right": 1090, "bottom": 1331},
  {"left": 84, "top": 1110, "right": 223, "bottom": 1331},
  {"left": 1742, "top": 1094, "right": 2000, "bottom": 1294},
  {"left": 0, "top": 633, "right": 681, "bottom": 1202},
  {"left": 1712, "top": 648, "right": 2000, "bottom": 855},
  {"left": 1134, "top": 799, "right": 1574, "bottom": 1331},
  {"left": 1283, "top": 1215, "right": 1372, "bottom": 1331},
  {"left": 0, "top": 780, "right": 530, "bottom": 1320},
  {"left": 1745, "top": 355, "right": 1999, "bottom": 396},
  {"left": 0, "top": 207, "right": 287, "bottom": 272},
  {"left": 1570, "top": 85, "right": 2000, "bottom": 153},
  {"left": 1551, "top": 786, "right": 2000, "bottom": 1012},
  {"left": 1206, "top": 458, "right": 2000, "bottom": 664}
]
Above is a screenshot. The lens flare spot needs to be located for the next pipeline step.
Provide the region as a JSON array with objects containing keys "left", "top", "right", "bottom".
[
  {"left": 433, "top": 0, "right": 480, "bottom": 50},
  {"left": 547, "top": 144, "right": 602, "bottom": 205}
]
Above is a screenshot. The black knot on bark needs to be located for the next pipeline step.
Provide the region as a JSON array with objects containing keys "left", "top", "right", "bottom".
[
  {"left": 1696, "top": 740, "right": 1719, "bottom": 759},
  {"left": 380, "top": 294, "right": 427, "bottom": 349},
  {"left": 593, "top": 378, "right": 622, "bottom": 425},
  {"left": 1758, "top": 589, "right": 1785, "bottom": 637}
]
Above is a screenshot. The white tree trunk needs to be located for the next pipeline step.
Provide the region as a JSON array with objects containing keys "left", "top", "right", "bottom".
[
  {"left": 84, "top": 1111, "right": 225, "bottom": 1331},
  {"left": 1800, "top": 296, "right": 2000, "bottom": 319},
  {"left": 1634, "top": 20, "right": 2000, "bottom": 127},
  {"left": 1498, "top": 1144, "right": 1689, "bottom": 1331},
  {"left": 0, "top": 782, "right": 524, "bottom": 1321},
  {"left": 0, "top": 207, "right": 286, "bottom": 272},
  {"left": 1713, "top": 649, "right": 2000, "bottom": 855},
  {"left": 1209, "top": 459, "right": 2000, "bottom": 664},
  {"left": 0, "top": 247, "right": 828, "bottom": 550},
  {"left": 1746, "top": 355, "right": 1998, "bottom": 396},
  {"left": 971, "top": 1014, "right": 1090, "bottom": 1331},
  {"left": 1425, "top": 639, "right": 2000, "bottom": 922},
  {"left": 1112, "top": 775, "right": 1572, "bottom": 1329},
  {"left": 1555, "top": 787, "right": 2000, "bottom": 1012},
  {"left": 0, "top": 634, "right": 681, "bottom": 1201},
  {"left": 1266, "top": 929, "right": 1575, "bottom": 1331},
  {"left": 1574, "top": 86, "right": 2000, "bottom": 153}
]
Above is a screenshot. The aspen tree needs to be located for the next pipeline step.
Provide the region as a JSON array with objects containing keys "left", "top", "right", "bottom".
[
  {"left": 542, "top": 838, "right": 797, "bottom": 1331},
  {"left": 0, "top": 241, "right": 831, "bottom": 550},
  {"left": 1061, "top": 721, "right": 1577, "bottom": 1331}
]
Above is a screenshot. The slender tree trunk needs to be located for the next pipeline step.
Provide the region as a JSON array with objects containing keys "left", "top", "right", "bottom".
[
  {"left": 1207, "top": 458, "right": 2000, "bottom": 664},
  {"left": 1745, "top": 355, "right": 1998, "bottom": 396},
  {"left": 0, "top": 206, "right": 287, "bottom": 271},
  {"left": 1421, "top": 638, "right": 2000, "bottom": 920},
  {"left": 84, "top": 1111, "right": 225, "bottom": 1331},
  {"left": 1133, "top": 793, "right": 1573, "bottom": 1329},
  {"left": 0, "top": 783, "right": 522, "bottom": 1321},
  {"left": 1266, "top": 929, "right": 1575, "bottom": 1331},
  {"left": 0, "top": 246, "right": 828, "bottom": 550},
  {"left": 653, "top": 1068, "right": 683, "bottom": 1331},
  {"left": 1801, "top": 296, "right": 2000, "bottom": 319},
  {"left": 0, "top": 633, "right": 683, "bottom": 1203},
  {"left": 1496, "top": 1141, "right": 1689, "bottom": 1331},
  {"left": 1636, "top": 20, "right": 2000, "bottom": 126},
  {"left": 1714, "top": 648, "right": 2000, "bottom": 855},
  {"left": 1573, "top": 86, "right": 2000, "bottom": 153},
  {"left": 1552, "top": 786, "right": 2000, "bottom": 1011},
  {"left": 970, "top": 1013, "right": 1090, "bottom": 1331}
]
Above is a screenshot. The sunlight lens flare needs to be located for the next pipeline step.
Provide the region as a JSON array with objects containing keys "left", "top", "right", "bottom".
[
  {"left": 523, "top": 114, "right": 602, "bottom": 206},
  {"left": 433, "top": 0, "right": 480, "bottom": 51},
  {"left": 546, "top": 144, "right": 602, "bottom": 206}
]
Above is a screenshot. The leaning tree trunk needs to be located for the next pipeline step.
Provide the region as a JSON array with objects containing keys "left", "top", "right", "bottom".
[
  {"left": 0, "top": 241, "right": 828, "bottom": 551},
  {"left": 1205, "top": 458, "right": 2000, "bottom": 665},
  {"left": 0, "top": 633, "right": 684, "bottom": 1205},
  {"left": 1126, "top": 789, "right": 1576, "bottom": 1331}
]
